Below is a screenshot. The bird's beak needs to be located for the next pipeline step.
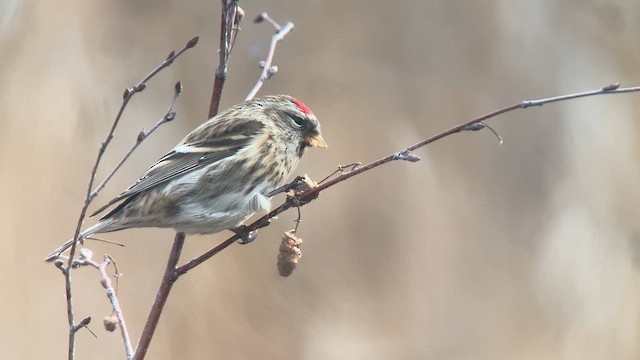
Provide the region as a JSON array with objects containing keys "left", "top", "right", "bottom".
[{"left": 305, "top": 133, "right": 328, "bottom": 149}]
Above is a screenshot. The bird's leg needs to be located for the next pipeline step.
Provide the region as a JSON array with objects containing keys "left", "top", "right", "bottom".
[
  {"left": 233, "top": 225, "right": 258, "bottom": 244},
  {"left": 233, "top": 217, "right": 272, "bottom": 244},
  {"left": 266, "top": 176, "right": 306, "bottom": 197}
]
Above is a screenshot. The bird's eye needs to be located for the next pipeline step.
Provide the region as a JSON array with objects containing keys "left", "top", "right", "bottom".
[{"left": 290, "top": 115, "right": 305, "bottom": 127}]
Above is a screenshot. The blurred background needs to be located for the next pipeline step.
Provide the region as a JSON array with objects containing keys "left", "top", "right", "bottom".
[{"left": 2, "top": 0, "right": 640, "bottom": 359}]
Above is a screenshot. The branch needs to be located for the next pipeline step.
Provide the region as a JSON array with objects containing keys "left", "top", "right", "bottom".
[
  {"left": 245, "top": 14, "right": 294, "bottom": 100},
  {"left": 176, "top": 13, "right": 296, "bottom": 277},
  {"left": 133, "top": 4, "right": 243, "bottom": 360},
  {"left": 132, "top": 233, "right": 184, "bottom": 360},
  {"left": 208, "top": 0, "right": 243, "bottom": 118},
  {"left": 133, "top": 9, "right": 293, "bottom": 358},
  {"left": 175, "top": 83, "right": 640, "bottom": 274},
  {"left": 61, "top": 37, "right": 198, "bottom": 360}
]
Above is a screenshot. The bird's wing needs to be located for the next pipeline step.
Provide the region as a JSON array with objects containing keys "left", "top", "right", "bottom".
[{"left": 91, "top": 120, "right": 265, "bottom": 217}]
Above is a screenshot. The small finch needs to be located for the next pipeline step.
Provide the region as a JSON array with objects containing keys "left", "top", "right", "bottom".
[{"left": 45, "top": 95, "right": 326, "bottom": 261}]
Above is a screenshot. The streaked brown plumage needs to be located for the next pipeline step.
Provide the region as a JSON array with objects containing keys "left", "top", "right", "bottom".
[{"left": 45, "top": 95, "right": 326, "bottom": 261}]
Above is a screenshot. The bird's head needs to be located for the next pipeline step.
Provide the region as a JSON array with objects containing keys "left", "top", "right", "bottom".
[{"left": 259, "top": 95, "right": 327, "bottom": 152}]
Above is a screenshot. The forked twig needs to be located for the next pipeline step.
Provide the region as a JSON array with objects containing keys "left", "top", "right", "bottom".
[
  {"left": 73, "top": 254, "right": 132, "bottom": 359},
  {"left": 246, "top": 14, "right": 295, "bottom": 100},
  {"left": 91, "top": 81, "right": 183, "bottom": 201}
]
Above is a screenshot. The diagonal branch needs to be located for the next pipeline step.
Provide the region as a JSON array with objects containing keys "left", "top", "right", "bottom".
[
  {"left": 132, "top": 233, "right": 185, "bottom": 360},
  {"left": 175, "top": 82, "right": 640, "bottom": 275}
]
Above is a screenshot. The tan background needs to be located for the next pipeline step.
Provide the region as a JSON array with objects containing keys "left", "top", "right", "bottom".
[{"left": 2, "top": 1, "right": 640, "bottom": 359}]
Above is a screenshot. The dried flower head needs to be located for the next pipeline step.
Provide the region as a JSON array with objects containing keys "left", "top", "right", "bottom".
[
  {"left": 103, "top": 313, "right": 118, "bottom": 332},
  {"left": 286, "top": 174, "right": 319, "bottom": 206},
  {"left": 277, "top": 230, "right": 303, "bottom": 277}
]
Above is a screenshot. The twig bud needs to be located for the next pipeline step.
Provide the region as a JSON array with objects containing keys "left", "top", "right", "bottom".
[
  {"left": 122, "top": 88, "right": 131, "bottom": 99},
  {"left": 400, "top": 152, "right": 421, "bottom": 162},
  {"left": 174, "top": 81, "right": 182, "bottom": 95},
  {"left": 166, "top": 50, "right": 176, "bottom": 60},
  {"left": 133, "top": 83, "right": 146, "bottom": 92},
  {"left": 602, "top": 82, "right": 620, "bottom": 91},
  {"left": 137, "top": 130, "right": 147, "bottom": 142},
  {"left": 78, "top": 316, "right": 92, "bottom": 328},
  {"left": 277, "top": 230, "right": 303, "bottom": 277},
  {"left": 461, "top": 123, "right": 485, "bottom": 131},
  {"left": 461, "top": 122, "right": 503, "bottom": 144},
  {"left": 54, "top": 259, "right": 66, "bottom": 273},
  {"left": 254, "top": 12, "right": 268, "bottom": 23},
  {"left": 186, "top": 36, "right": 199, "bottom": 48}
]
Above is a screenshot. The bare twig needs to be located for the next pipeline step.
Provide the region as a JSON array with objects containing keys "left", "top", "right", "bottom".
[
  {"left": 175, "top": 83, "right": 640, "bottom": 275},
  {"left": 91, "top": 81, "right": 182, "bottom": 200},
  {"left": 209, "top": 0, "right": 243, "bottom": 119},
  {"left": 99, "top": 257, "right": 132, "bottom": 359},
  {"left": 84, "top": 236, "right": 127, "bottom": 248},
  {"left": 245, "top": 17, "right": 295, "bottom": 100},
  {"left": 254, "top": 12, "right": 282, "bottom": 30},
  {"left": 74, "top": 254, "right": 133, "bottom": 359},
  {"left": 317, "top": 163, "right": 362, "bottom": 184},
  {"left": 297, "top": 84, "right": 640, "bottom": 194},
  {"left": 61, "top": 37, "right": 197, "bottom": 360}
]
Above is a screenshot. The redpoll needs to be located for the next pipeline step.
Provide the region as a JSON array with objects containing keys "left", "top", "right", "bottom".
[{"left": 45, "top": 95, "right": 326, "bottom": 261}]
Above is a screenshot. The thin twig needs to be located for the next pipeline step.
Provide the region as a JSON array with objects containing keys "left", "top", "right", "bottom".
[
  {"left": 67, "top": 251, "right": 132, "bottom": 358},
  {"left": 91, "top": 82, "right": 182, "bottom": 199},
  {"left": 255, "top": 12, "right": 282, "bottom": 31},
  {"left": 61, "top": 37, "right": 198, "bottom": 360},
  {"left": 318, "top": 163, "right": 362, "bottom": 184},
  {"left": 99, "top": 257, "right": 132, "bottom": 359},
  {"left": 245, "top": 19, "right": 294, "bottom": 100},
  {"left": 77, "top": 256, "right": 133, "bottom": 359},
  {"left": 175, "top": 83, "right": 640, "bottom": 275}
]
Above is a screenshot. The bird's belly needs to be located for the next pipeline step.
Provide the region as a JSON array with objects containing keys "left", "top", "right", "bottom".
[
  {"left": 169, "top": 191, "right": 270, "bottom": 235},
  {"left": 170, "top": 211, "right": 252, "bottom": 234}
]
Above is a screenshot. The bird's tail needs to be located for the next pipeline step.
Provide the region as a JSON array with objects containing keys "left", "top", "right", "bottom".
[{"left": 44, "top": 220, "right": 118, "bottom": 262}]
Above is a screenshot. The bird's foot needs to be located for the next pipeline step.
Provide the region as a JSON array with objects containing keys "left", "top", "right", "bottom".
[{"left": 233, "top": 225, "right": 257, "bottom": 244}]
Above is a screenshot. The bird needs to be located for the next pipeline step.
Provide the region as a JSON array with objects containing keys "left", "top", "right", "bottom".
[{"left": 45, "top": 95, "right": 326, "bottom": 261}]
